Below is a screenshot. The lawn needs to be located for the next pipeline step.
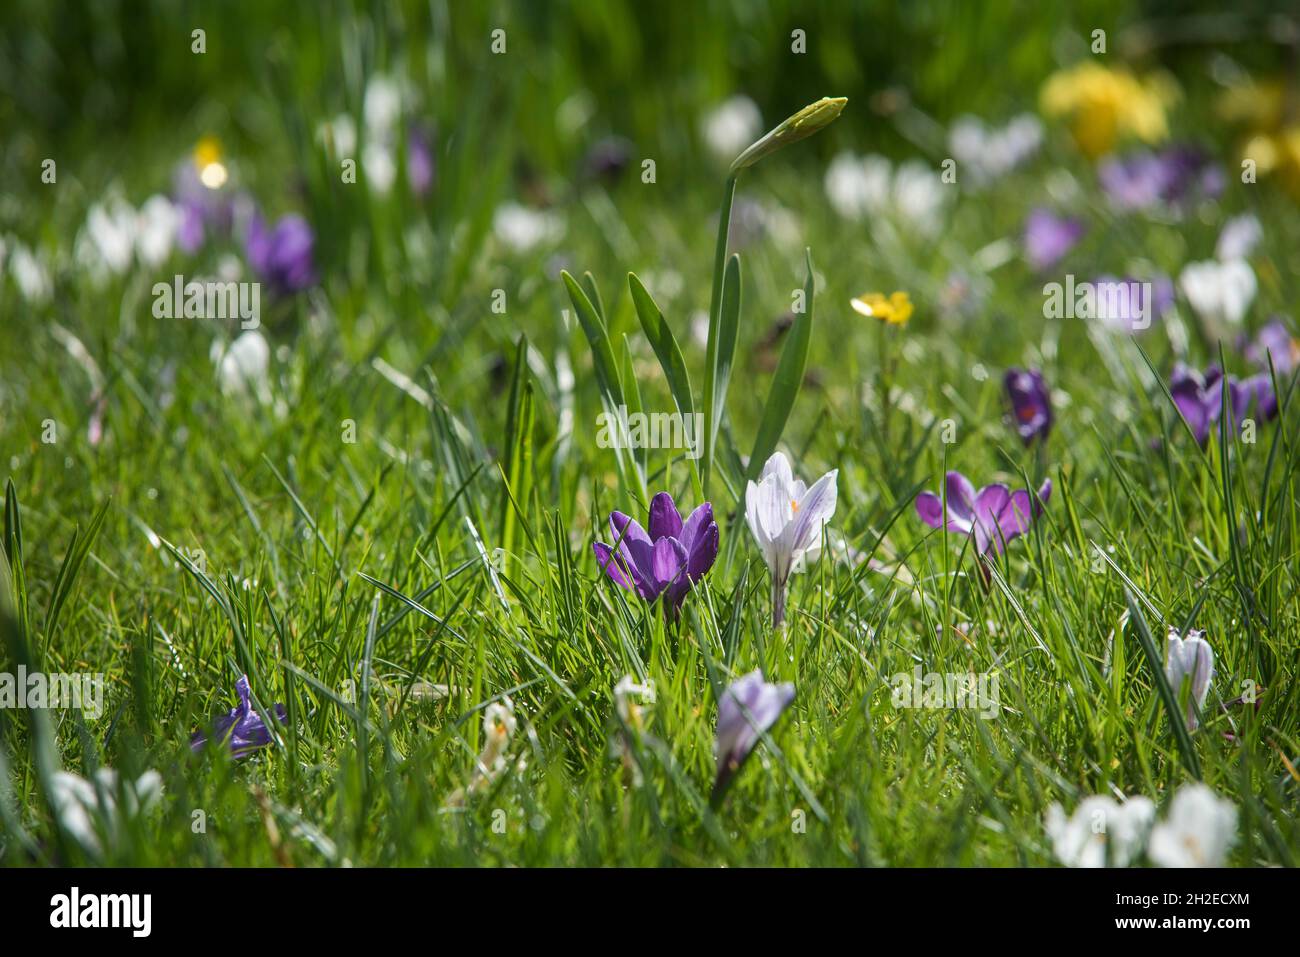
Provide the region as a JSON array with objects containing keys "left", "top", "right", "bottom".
[{"left": 0, "top": 0, "right": 1297, "bottom": 868}]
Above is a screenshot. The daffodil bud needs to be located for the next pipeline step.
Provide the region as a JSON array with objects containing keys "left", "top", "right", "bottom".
[{"left": 729, "top": 96, "right": 847, "bottom": 174}]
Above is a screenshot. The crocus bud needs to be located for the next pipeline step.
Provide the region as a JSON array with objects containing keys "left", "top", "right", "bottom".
[{"left": 729, "top": 96, "right": 847, "bottom": 174}]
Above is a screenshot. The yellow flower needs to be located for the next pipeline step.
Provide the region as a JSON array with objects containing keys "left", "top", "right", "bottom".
[
  {"left": 1040, "top": 63, "right": 1176, "bottom": 159},
  {"left": 1218, "top": 77, "right": 1300, "bottom": 200},
  {"left": 192, "top": 136, "right": 228, "bottom": 189},
  {"left": 851, "top": 291, "right": 913, "bottom": 326}
]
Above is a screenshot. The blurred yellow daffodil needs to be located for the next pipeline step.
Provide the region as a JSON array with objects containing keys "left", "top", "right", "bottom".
[
  {"left": 1040, "top": 63, "right": 1177, "bottom": 159},
  {"left": 1218, "top": 77, "right": 1300, "bottom": 200},
  {"left": 852, "top": 291, "right": 913, "bottom": 326},
  {"left": 193, "top": 136, "right": 229, "bottom": 189}
]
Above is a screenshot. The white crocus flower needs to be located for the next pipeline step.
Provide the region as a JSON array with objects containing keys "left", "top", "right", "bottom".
[
  {"left": 1164, "top": 628, "right": 1214, "bottom": 732},
  {"left": 745, "top": 451, "right": 838, "bottom": 627},
  {"left": 1178, "top": 258, "right": 1256, "bottom": 342},
  {"left": 1215, "top": 213, "right": 1261, "bottom": 262},
  {"left": 1043, "top": 794, "right": 1156, "bottom": 868},
  {"left": 9, "top": 242, "right": 52, "bottom": 303},
  {"left": 701, "top": 95, "right": 762, "bottom": 163},
  {"left": 492, "top": 202, "right": 561, "bottom": 253},
  {"left": 81, "top": 196, "right": 138, "bottom": 279},
  {"left": 1148, "top": 784, "right": 1237, "bottom": 867},
  {"left": 212, "top": 330, "right": 271, "bottom": 402},
  {"left": 48, "top": 767, "right": 163, "bottom": 856},
  {"left": 135, "top": 194, "right": 179, "bottom": 267}
]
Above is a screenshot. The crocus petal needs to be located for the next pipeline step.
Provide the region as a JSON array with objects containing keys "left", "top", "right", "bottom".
[
  {"left": 915, "top": 491, "right": 946, "bottom": 529},
  {"left": 713, "top": 670, "right": 796, "bottom": 794},
  {"left": 609, "top": 511, "right": 656, "bottom": 584},
  {"left": 685, "top": 521, "right": 719, "bottom": 582},
  {"left": 592, "top": 541, "right": 636, "bottom": 591},
  {"left": 647, "top": 491, "right": 682, "bottom": 541},
  {"left": 679, "top": 502, "right": 714, "bottom": 553},
  {"left": 942, "top": 471, "right": 977, "bottom": 528},
  {"left": 650, "top": 536, "right": 687, "bottom": 590},
  {"left": 787, "top": 470, "right": 838, "bottom": 563},
  {"left": 758, "top": 451, "right": 794, "bottom": 489}
]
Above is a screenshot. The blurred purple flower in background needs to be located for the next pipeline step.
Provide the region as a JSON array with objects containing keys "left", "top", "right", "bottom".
[
  {"left": 1004, "top": 368, "right": 1053, "bottom": 444},
  {"left": 172, "top": 163, "right": 236, "bottom": 253},
  {"left": 1099, "top": 146, "right": 1223, "bottom": 214},
  {"left": 916, "top": 471, "right": 1052, "bottom": 557},
  {"left": 712, "top": 669, "right": 795, "bottom": 799},
  {"left": 246, "top": 211, "right": 317, "bottom": 293},
  {"left": 190, "top": 675, "right": 287, "bottom": 758},
  {"left": 407, "top": 125, "right": 436, "bottom": 197},
  {"left": 1170, "top": 364, "right": 1251, "bottom": 443},
  {"left": 582, "top": 136, "right": 633, "bottom": 183},
  {"left": 1024, "top": 208, "right": 1084, "bottom": 271},
  {"left": 1242, "top": 318, "right": 1299, "bottom": 377},
  {"left": 593, "top": 492, "right": 719, "bottom": 617}
]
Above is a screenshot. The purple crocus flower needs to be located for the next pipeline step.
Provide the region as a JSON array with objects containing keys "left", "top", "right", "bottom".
[
  {"left": 1098, "top": 146, "right": 1224, "bottom": 214},
  {"left": 1023, "top": 208, "right": 1085, "bottom": 271},
  {"left": 407, "top": 125, "right": 436, "bottom": 197},
  {"left": 915, "top": 471, "right": 1052, "bottom": 556},
  {"left": 712, "top": 669, "right": 795, "bottom": 798},
  {"left": 593, "top": 492, "right": 719, "bottom": 617},
  {"left": 190, "top": 675, "right": 287, "bottom": 757},
  {"left": 1242, "top": 318, "right": 1298, "bottom": 377},
  {"left": 172, "top": 162, "right": 236, "bottom": 254},
  {"left": 245, "top": 211, "right": 317, "bottom": 294},
  {"left": 1004, "top": 368, "right": 1052, "bottom": 444},
  {"left": 1170, "top": 364, "right": 1251, "bottom": 444},
  {"left": 582, "top": 136, "right": 633, "bottom": 183}
]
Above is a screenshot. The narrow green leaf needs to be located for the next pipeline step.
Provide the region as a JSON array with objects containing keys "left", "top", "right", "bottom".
[
  {"left": 747, "top": 249, "right": 815, "bottom": 477},
  {"left": 562, "top": 270, "right": 624, "bottom": 409},
  {"left": 628, "top": 272, "right": 695, "bottom": 420},
  {"left": 1125, "top": 590, "right": 1201, "bottom": 779}
]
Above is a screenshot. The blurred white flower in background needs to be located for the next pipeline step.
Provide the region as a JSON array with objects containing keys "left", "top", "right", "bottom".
[
  {"left": 948, "top": 113, "right": 1043, "bottom": 186},
  {"left": 1147, "top": 784, "right": 1237, "bottom": 867},
  {"left": 1043, "top": 794, "right": 1155, "bottom": 868},
  {"left": 702, "top": 95, "right": 763, "bottom": 163},
  {"left": 317, "top": 114, "right": 358, "bottom": 160},
  {"left": 7, "top": 241, "right": 52, "bottom": 303},
  {"left": 824, "top": 152, "right": 949, "bottom": 236},
  {"left": 79, "top": 196, "right": 138, "bottom": 280},
  {"left": 48, "top": 767, "right": 163, "bottom": 856},
  {"left": 135, "top": 194, "right": 180, "bottom": 267},
  {"left": 1215, "top": 212, "right": 1262, "bottom": 262},
  {"left": 493, "top": 202, "right": 561, "bottom": 253},
  {"left": 212, "top": 329, "right": 272, "bottom": 402},
  {"left": 363, "top": 74, "right": 403, "bottom": 136},
  {"left": 1179, "top": 258, "right": 1256, "bottom": 339}
]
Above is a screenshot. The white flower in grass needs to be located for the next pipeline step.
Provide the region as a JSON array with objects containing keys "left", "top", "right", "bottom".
[
  {"left": 1043, "top": 794, "right": 1155, "bottom": 868},
  {"left": 135, "top": 194, "right": 180, "bottom": 267},
  {"left": 212, "top": 330, "right": 271, "bottom": 401},
  {"left": 1165, "top": 628, "right": 1214, "bottom": 731},
  {"left": 613, "top": 675, "right": 656, "bottom": 731},
  {"left": 702, "top": 96, "right": 762, "bottom": 163},
  {"left": 81, "top": 196, "right": 138, "bottom": 278},
  {"left": 1179, "top": 258, "right": 1256, "bottom": 340},
  {"left": 363, "top": 73, "right": 403, "bottom": 136},
  {"left": 1148, "top": 783, "right": 1237, "bottom": 868},
  {"left": 744, "top": 451, "right": 838, "bottom": 627},
  {"left": 493, "top": 202, "right": 561, "bottom": 253},
  {"left": 48, "top": 768, "right": 163, "bottom": 855},
  {"left": 9, "top": 242, "right": 52, "bottom": 303},
  {"left": 1216, "top": 213, "right": 1261, "bottom": 262}
]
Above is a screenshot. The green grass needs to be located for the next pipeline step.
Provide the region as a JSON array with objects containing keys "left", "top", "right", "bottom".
[{"left": 1, "top": 0, "right": 1298, "bottom": 867}]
